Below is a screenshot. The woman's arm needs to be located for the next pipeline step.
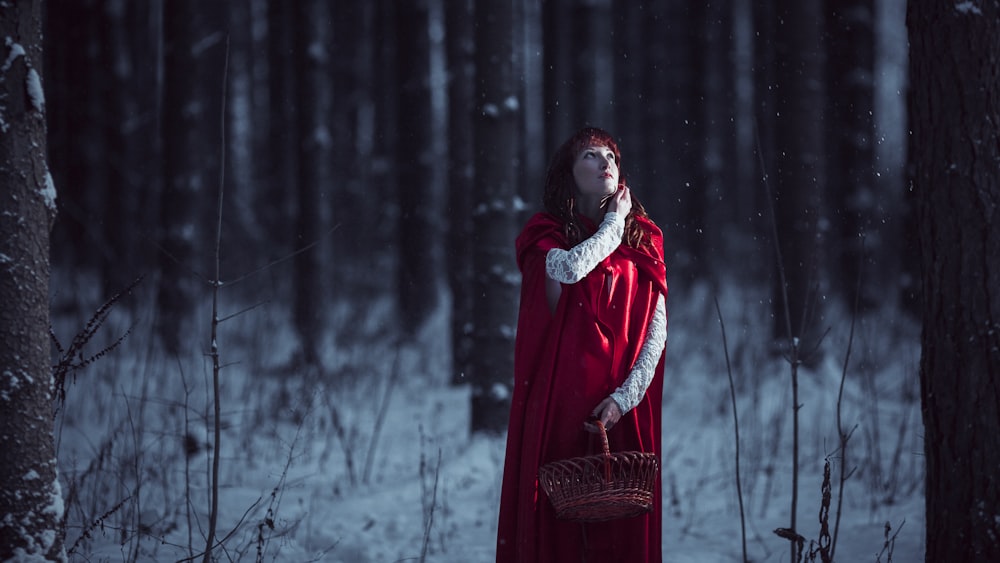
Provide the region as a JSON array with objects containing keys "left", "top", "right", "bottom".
[
  {"left": 545, "top": 211, "right": 624, "bottom": 284},
  {"left": 610, "top": 293, "right": 667, "bottom": 413}
]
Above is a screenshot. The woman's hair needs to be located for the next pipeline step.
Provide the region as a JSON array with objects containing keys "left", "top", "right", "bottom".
[{"left": 542, "top": 127, "right": 651, "bottom": 248}]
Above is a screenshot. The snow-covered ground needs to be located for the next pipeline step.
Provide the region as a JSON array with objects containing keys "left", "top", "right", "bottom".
[{"left": 53, "top": 277, "right": 924, "bottom": 562}]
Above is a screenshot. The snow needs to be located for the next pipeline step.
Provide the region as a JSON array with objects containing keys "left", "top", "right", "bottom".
[
  {"left": 40, "top": 170, "right": 57, "bottom": 212},
  {"left": 26, "top": 67, "right": 44, "bottom": 113},
  {"left": 2, "top": 37, "right": 25, "bottom": 73},
  {"left": 52, "top": 278, "right": 925, "bottom": 562},
  {"left": 954, "top": 2, "right": 983, "bottom": 15}
]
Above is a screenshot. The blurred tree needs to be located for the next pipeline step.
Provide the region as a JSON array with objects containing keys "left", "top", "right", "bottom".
[
  {"left": 519, "top": 0, "right": 545, "bottom": 205},
  {"left": 445, "top": 0, "right": 475, "bottom": 385},
  {"left": 542, "top": 0, "right": 576, "bottom": 148},
  {"left": 653, "top": 0, "right": 706, "bottom": 280},
  {"left": 45, "top": 0, "right": 105, "bottom": 275},
  {"left": 701, "top": 0, "right": 740, "bottom": 278},
  {"left": 292, "top": 0, "right": 333, "bottom": 367},
  {"left": 613, "top": 0, "right": 648, "bottom": 201},
  {"left": 263, "top": 0, "right": 297, "bottom": 255},
  {"left": 825, "top": 0, "right": 880, "bottom": 308},
  {"left": 635, "top": 1, "right": 673, "bottom": 222},
  {"left": 101, "top": 0, "right": 156, "bottom": 291},
  {"left": 220, "top": 0, "right": 260, "bottom": 273},
  {"left": 0, "top": 1, "right": 66, "bottom": 559},
  {"left": 157, "top": 0, "right": 227, "bottom": 355},
  {"left": 470, "top": 0, "right": 521, "bottom": 434},
  {"left": 331, "top": 0, "right": 380, "bottom": 296},
  {"left": 767, "top": 0, "right": 827, "bottom": 357},
  {"left": 575, "top": 0, "right": 614, "bottom": 128},
  {"left": 908, "top": 2, "right": 1000, "bottom": 560},
  {"left": 395, "top": 0, "right": 443, "bottom": 336}
]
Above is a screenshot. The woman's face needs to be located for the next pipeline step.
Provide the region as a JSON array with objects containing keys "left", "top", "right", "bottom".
[{"left": 572, "top": 144, "right": 619, "bottom": 200}]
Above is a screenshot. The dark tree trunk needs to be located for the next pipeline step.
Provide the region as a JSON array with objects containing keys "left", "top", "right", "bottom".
[
  {"left": 471, "top": 0, "right": 520, "bottom": 434},
  {"left": 331, "top": 0, "right": 379, "bottom": 296},
  {"left": 221, "top": 0, "right": 258, "bottom": 273},
  {"left": 293, "top": 0, "right": 333, "bottom": 367},
  {"left": 655, "top": 0, "right": 706, "bottom": 280},
  {"left": 264, "top": 0, "right": 297, "bottom": 256},
  {"left": 395, "top": 0, "right": 442, "bottom": 336},
  {"left": 46, "top": 0, "right": 107, "bottom": 275},
  {"left": 0, "top": 2, "right": 66, "bottom": 559},
  {"left": 702, "top": 0, "right": 740, "bottom": 276},
  {"left": 825, "top": 0, "right": 879, "bottom": 308},
  {"left": 445, "top": 0, "right": 475, "bottom": 385},
  {"left": 636, "top": 1, "right": 672, "bottom": 224},
  {"left": 613, "top": 0, "right": 647, "bottom": 204},
  {"left": 157, "top": 0, "right": 226, "bottom": 355},
  {"left": 908, "top": 2, "right": 1000, "bottom": 561},
  {"left": 574, "top": 0, "right": 614, "bottom": 128},
  {"left": 519, "top": 0, "right": 545, "bottom": 207},
  {"left": 542, "top": 0, "right": 576, "bottom": 149},
  {"left": 769, "top": 0, "right": 827, "bottom": 356},
  {"left": 101, "top": 0, "right": 150, "bottom": 292}
]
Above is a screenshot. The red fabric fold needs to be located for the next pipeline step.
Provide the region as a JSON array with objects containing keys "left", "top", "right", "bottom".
[{"left": 497, "top": 212, "right": 668, "bottom": 563}]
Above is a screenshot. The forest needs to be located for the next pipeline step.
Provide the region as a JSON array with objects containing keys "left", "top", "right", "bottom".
[{"left": 1, "top": 0, "right": 998, "bottom": 562}]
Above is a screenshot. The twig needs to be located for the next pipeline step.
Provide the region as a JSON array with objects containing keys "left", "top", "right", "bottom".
[
  {"left": 418, "top": 442, "right": 443, "bottom": 563},
  {"left": 715, "top": 297, "right": 749, "bottom": 563},
  {"left": 755, "top": 119, "right": 800, "bottom": 558},
  {"left": 364, "top": 338, "right": 404, "bottom": 483},
  {"left": 875, "top": 520, "right": 904, "bottom": 563},
  {"left": 203, "top": 35, "right": 229, "bottom": 563},
  {"left": 221, "top": 224, "right": 341, "bottom": 288},
  {"left": 50, "top": 275, "right": 143, "bottom": 416},
  {"left": 831, "top": 240, "right": 865, "bottom": 561},
  {"left": 65, "top": 495, "right": 132, "bottom": 556}
]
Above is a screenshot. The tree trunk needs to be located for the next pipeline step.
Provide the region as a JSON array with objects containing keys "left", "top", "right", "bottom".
[
  {"left": 655, "top": 0, "right": 706, "bottom": 280},
  {"left": 613, "top": 0, "right": 647, "bottom": 204},
  {"left": 0, "top": 2, "right": 66, "bottom": 559},
  {"left": 471, "top": 0, "right": 520, "bottom": 434},
  {"left": 542, "top": 0, "right": 576, "bottom": 149},
  {"left": 158, "top": 0, "right": 226, "bottom": 355},
  {"left": 702, "top": 0, "right": 739, "bottom": 276},
  {"left": 825, "top": 0, "right": 879, "bottom": 308},
  {"left": 574, "top": 0, "right": 613, "bottom": 128},
  {"left": 908, "top": 2, "right": 1000, "bottom": 561},
  {"left": 263, "top": 0, "right": 296, "bottom": 255},
  {"left": 101, "top": 0, "right": 148, "bottom": 291},
  {"left": 769, "top": 0, "right": 826, "bottom": 356},
  {"left": 445, "top": 0, "right": 475, "bottom": 385},
  {"left": 395, "top": 0, "right": 443, "bottom": 336},
  {"left": 331, "top": 0, "right": 378, "bottom": 297},
  {"left": 293, "top": 0, "right": 332, "bottom": 367}
]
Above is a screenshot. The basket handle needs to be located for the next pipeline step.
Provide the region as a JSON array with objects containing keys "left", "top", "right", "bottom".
[{"left": 588, "top": 416, "right": 613, "bottom": 483}]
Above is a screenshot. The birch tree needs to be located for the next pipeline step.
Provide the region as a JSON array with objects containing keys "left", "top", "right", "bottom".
[{"left": 0, "top": 1, "right": 66, "bottom": 559}]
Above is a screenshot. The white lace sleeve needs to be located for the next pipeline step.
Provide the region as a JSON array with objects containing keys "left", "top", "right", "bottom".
[
  {"left": 545, "top": 212, "right": 624, "bottom": 283},
  {"left": 610, "top": 293, "right": 666, "bottom": 413}
]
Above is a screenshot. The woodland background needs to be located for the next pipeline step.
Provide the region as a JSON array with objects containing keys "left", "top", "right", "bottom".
[
  {"left": 45, "top": 0, "right": 913, "bottom": 431},
  {"left": 2, "top": 0, "right": 998, "bottom": 561}
]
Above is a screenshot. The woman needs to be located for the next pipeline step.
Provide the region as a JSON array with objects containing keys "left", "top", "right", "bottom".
[{"left": 496, "top": 127, "right": 668, "bottom": 562}]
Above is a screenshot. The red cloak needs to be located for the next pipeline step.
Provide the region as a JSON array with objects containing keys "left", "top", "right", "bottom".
[{"left": 496, "top": 212, "right": 668, "bottom": 563}]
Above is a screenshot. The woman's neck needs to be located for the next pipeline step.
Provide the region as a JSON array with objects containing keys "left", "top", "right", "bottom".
[{"left": 578, "top": 195, "right": 605, "bottom": 224}]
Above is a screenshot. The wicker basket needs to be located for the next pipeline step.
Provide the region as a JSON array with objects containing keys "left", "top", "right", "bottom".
[{"left": 538, "top": 419, "right": 659, "bottom": 522}]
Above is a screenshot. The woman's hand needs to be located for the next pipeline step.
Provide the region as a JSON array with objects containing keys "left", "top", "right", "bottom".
[
  {"left": 605, "top": 185, "right": 632, "bottom": 217},
  {"left": 585, "top": 397, "right": 623, "bottom": 432}
]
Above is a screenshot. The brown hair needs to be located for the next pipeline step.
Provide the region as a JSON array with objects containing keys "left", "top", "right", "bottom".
[{"left": 542, "top": 127, "right": 651, "bottom": 248}]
